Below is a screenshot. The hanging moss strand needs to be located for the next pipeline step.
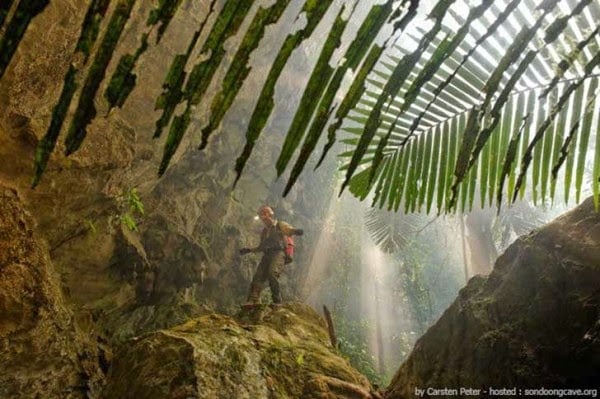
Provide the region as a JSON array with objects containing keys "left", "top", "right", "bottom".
[
  {"left": 76, "top": 0, "right": 111, "bottom": 62},
  {"left": 0, "top": 0, "right": 15, "bottom": 28},
  {"left": 104, "top": 33, "right": 149, "bottom": 111},
  {"left": 32, "top": 67, "right": 78, "bottom": 187},
  {"left": 156, "top": 0, "right": 256, "bottom": 176},
  {"left": 233, "top": 0, "right": 335, "bottom": 185},
  {"left": 153, "top": 0, "right": 217, "bottom": 139},
  {"left": 146, "top": 0, "right": 184, "bottom": 43},
  {"left": 276, "top": 3, "right": 355, "bottom": 177},
  {"left": 0, "top": 0, "right": 50, "bottom": 80},
  {"left": 104, "top": 0, "right": 186, "bottom": 112},
  {"left": 317, "top": 0, "right": 419, "bottom": 168},
  {"left": 158, "top": 110, "right": 190, "bottom": 176},
  {"left": 64, "top": 0, "right": 137, "bottom": 156},
  {"left": 184, "top": 0, "right": 256, "bottom": 107},
  {"left": 200, "top": 0, "right": 291, "bottom": 148},
  {"left": 31, "top": 0, "right": 111, "bottom": 187}
]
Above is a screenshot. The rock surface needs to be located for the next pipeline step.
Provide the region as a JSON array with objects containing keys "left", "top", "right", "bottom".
[
  {"left": 102, "top": 303, "right": 380, "bottom": 399},
  {"left": 385, "top": 198, "right": 600, "bottom": 398},
  {"left": 0, "top": 0, "right": 329, "bottom": 346},
  {"left": 0, "top": 185, "right": 102, "bottom": 398}
]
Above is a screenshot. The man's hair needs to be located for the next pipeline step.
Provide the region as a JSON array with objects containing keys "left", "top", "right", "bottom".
[{"left": 257, "top": 205, "right": 274, "bottom": 216}]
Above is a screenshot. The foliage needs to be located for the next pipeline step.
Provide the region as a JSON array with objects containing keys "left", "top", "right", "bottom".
[
  {"left": 233, "top": 0, "right": 335, "bottom": 185},
  {"left": 343, "top": 1, "right": 600, "bottom": 213},
  {"left": 20, "top": 0, "right": 600, "bottom": 213},
  {"left": 364, "top": 208, "right": 421, "bottom": 253},
  {"left": 32, "top": 0, "right": 111, "bottom": 187},
  {"left": 336, "top": 318, "right": 385, "bottom": 386},
  {"left": 158, "top": 0, "right": 256, "bottom": 176},
  {"left": 0, "top": 0, "right": 49, "bottom": 80},
  {"left": 112, "top": 188, "right": 145, "bottom": 232},
  {"left": 64, "top": 0, "right": 137, "bottom": 155}
]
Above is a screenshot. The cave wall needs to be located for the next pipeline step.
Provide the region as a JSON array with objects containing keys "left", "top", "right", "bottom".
[
  {"left": 0, "top": 0, "right": 331, "bottom": 348},
  {"left": 0, "top": 185, "right": 103, "bottom": 398}
]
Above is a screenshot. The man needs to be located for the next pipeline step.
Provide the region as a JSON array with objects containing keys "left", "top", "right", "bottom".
[{"left": 239, "top": 205, "right": 303, "bottom": 305}]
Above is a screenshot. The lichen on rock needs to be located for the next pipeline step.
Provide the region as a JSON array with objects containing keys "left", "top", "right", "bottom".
[{"left": 102, "top": 303, "right": 380, "bottom": 399}]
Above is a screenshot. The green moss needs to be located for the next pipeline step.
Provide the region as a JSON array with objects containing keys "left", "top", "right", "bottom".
[
  {"left": 75, "top": 0, "right": 110, "bottom": 61},
  {"left": 261, "top": 343, "right": 303, "bottom": 397},
  {"left": 0, "top": 0, "right": 49, "bottom": 80},
  {"left": 233, "top": 0, "right": 334, "bottom": 184},
  {"left": 154, "top": 54, "right": 191, "bottom": 137},
  {"left": 64, "top": 0, "right": 137, "bottom": 155},
  {"left": 0, "top": 0, "right": 15, "bottom": 27},
  {"left": 32, "top": 66, "right": 78, "bottom": 187},
  {"left": 156, "top": 0, "right": 256, "bottom": 175},
  {"left": 31, "top": 1, "right": 113, "bottom": 186},
  {"left": 153, "top": 0, "right": 218, "bottom": 138},
  {"left": 284, "top": 72, "right": 340, "bottom": 195},
  {"left": 158, "top": 109, "right": 190, "bottom": 176},
  {"left": 200, "top": 0, "right": 290, "bottom": 148},
  {"left": 104, "top": 33, "right": 149, "bottom": 110},
  {"left": 276, "top": 3, "right": 354, "bottom": 177},
  {"left": 104, "top": 0, "right": 183, "bottom": 111},
  {"left": 317, "top": 0, "right": 408, "bottom": 169},
  {"left": 146, "top": 0, "right": 184, "bottom": 43},
  {"left": 318, "top": 45, "right": 384, "bottom": 168},
  {"left": 185, "top": 0, "right": 255, "bottom": 106}
]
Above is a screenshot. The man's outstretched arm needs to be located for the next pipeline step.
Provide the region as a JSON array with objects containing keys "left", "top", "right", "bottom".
[{"left": 279, "top": 222, "right": 304, "bottom": 236}]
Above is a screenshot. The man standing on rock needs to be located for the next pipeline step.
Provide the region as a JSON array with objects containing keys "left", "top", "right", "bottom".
[{"left": 239, "top": 205, "right": 303, "bottom": 305}]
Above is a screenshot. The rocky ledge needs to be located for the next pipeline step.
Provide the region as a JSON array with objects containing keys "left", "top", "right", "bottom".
[{"left": 102, "top": 303, "right": 382, "bottom": 399}]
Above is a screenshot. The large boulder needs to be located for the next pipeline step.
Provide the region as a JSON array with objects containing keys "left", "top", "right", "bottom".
[
  {"left": 102, "top": 303, "right": 381, "bottom": 399},
  {"left": 385, "top": 198, "right": 600, "bottom": 398},
  {"left": 0, "top": 185, "right": 102, "bottom": 398}
]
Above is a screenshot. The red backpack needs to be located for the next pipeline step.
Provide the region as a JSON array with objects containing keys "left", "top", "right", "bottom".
[
  {"left": 283, "top": 235, "right": 294, "bottom": 264},
  {"left": 277, "top": 223, "right": 294, "bottom": 264}
]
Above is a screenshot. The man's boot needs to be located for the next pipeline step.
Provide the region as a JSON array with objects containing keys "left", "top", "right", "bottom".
[{"left": 244, "top": 283, "right": 262, "bottom": 305}]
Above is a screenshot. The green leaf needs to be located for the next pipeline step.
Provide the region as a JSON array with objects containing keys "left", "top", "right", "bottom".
[
  {"left": 64, "top": 0, "right": 138, "bottom": 155},
  {"left": 0, "top": 0, "right": 50, "bottom": 80},
  {"left": 575, "top": 78, "right": 598, "bottom": 202},
  {"left": 234, "top": 0, "right": 335, "bottom": 185},
  {"left": 153, "top": 0, "right": 217, "bottom": 138},
  {"left": 32, "top": 66, "right": 78, "bottom": 187},
  {"left": 201, "top": 0, "right": 291, "bottom": 148}
]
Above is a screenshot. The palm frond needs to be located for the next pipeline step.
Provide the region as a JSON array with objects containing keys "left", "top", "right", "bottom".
[
  {"left": 339, "top": 0, "right": 600, "bottom": 213},
  {"left": 24, "top": 0, "right": 600, "bottom": 215},
  {"left": 364, "top": 208, "right": 422, "bottom": 253}
]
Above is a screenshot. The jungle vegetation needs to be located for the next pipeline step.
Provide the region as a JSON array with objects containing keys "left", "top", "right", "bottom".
[{"left": 0, "top": 0, "right": 598, "bottom": 213}]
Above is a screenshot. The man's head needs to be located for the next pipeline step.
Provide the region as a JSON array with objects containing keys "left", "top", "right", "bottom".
[{"left": 257, "top": 205, "right": 275, "bottom": 226}]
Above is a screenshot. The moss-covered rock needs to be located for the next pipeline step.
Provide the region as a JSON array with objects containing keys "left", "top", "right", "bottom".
[
  {"left": 385, "top": 197, "right": 600, "bottom": 398},
  {"left": 102, "top": 303, "right": 380, "bottom": 399}
]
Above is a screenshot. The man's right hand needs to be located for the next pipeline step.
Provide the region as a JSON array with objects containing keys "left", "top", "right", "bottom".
[{"left": 239, "top": 248, "right": 252, "bottom": 255}]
